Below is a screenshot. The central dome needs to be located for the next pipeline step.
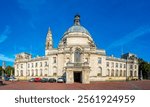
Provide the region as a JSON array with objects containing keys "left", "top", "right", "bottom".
[
  {"left": 58, "top": 15, "right": 96, "bottom": 48},
  {"left": 65, "top": 25, "right": 90, "bottom": 35},
  {"left": 64, "top": 14, "right": 91, "bottom": 36}
]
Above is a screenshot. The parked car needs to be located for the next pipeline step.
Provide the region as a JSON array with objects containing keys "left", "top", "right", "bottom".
[
  {"left": 49, "top": 78, "right": 56, "bottom": 83},
  {"left": 4, "top": 76, "right": 10, "bottom": 81},
  {"left": 34, "top": 78, "right": 42, "bottom": 82},
  {"left": 41, "top": 78, "right": 49, "bottom": 83},
  {"left": 28, "top": 78, "right": 35, "bottom": 82},
  {"left": 57, "top": 77, "right": 65, "bottom": 83},
  {"left": 0, "top": 79, "right": 3, "bottom": 85},
  {"left": 9, "top": 77, "right": 18, "bottom": 82}
]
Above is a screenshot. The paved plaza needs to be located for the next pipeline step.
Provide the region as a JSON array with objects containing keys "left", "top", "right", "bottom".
[{"left": 0, "top": 80, "right": 150, "bottom": 90}]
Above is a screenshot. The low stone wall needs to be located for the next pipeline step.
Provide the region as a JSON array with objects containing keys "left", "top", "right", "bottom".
[
  {"left": 106, "top": 77, "right": 126, "bottom": 81},
  {"left": 16, "top": 76, "right": 58, "bottom": 81},
  {"left": 90, "top": 77, "right": 107, "bottom": 81},
  {"left": 90, "top": 76, "right": 127, "bottom": 82}
]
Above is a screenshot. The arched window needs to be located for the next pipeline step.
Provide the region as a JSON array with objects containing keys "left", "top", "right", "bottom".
[
  {"left": 16, "top": 70, "right": 19, "bottom": 76},
  {"left": 53, "top": 66, "right": 57, "bottom": 73},
  {"left": 97, "top": 67, "right": 102, "bottom": 76},
  {"left": 45, "top": 69, "right": 48, "bottom": 76},
  {"left": 111, "top": 69, "right": 114, "bottom": 77},
  {"left": 134, "top": 71, "right": 137, "bottom": 77},
  {"left": 111, "top": 62, "right": 114, "bottom": 68},
  {"left": 28, "top": 70, "right": 30, "bottom": 76},
  {"left": 74, "top": 49, "right": 81, "bottom": 62},
  {"left": 120, "top": 70, "right": 122, "bottom": 77},
  {"left": 130, "top": 71, "right": 133, "bottom": 77},
  {"left": 32, "top": 70, "right": 34, "bottom": 76},
  {"left": 36, "top": 69, "right": 38, "bottom": 76},
  {"left": 124, "top": 70, "right": 126, "bottom": 77},
  {"left": 66, "top": 58, "right": 70, "bottom": 63},
  {"left": 40, "top": 69, "right": 42, "bottom": 76},
  {"left": 116, "top": 70, "right": 118, "bottom": 77},
  {"left": 20, "top": 70, "right": 23, "bottom": 76},
  {"left": 53, "top": 73, "right": 57, "bottom": 77},
  {"left": 47, "top": 42, "right": 50, "bottom": 49},
  {"left": 107, "top": 69, "right": 110, "bottom": 76}
]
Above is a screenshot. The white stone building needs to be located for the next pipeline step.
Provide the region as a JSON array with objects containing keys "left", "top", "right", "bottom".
[{"left": 14, "top": 15, "right": 139, "bottom": 83}]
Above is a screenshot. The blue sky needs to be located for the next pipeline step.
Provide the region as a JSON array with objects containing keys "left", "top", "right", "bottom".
[{"left": 0, "top": 0, "right": 150, "bottom": 66}]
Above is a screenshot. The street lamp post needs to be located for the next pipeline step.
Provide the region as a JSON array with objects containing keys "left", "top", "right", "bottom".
[
  {"left": 126, "top": 57, "right": 128, "bottom": 81},
  {"left": 140, "top": 70, "right": 143, "bottom": 80},
  {"left": 2, "top": 69, "right": 4, "bottom": 80},
  {"left": 2, "top": 61, "right": 6, "bottom": 80}
]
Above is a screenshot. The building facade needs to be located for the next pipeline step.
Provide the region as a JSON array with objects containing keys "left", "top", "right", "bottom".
[{"left": 14, "top": 15, "right": 139, "bottom": 84}]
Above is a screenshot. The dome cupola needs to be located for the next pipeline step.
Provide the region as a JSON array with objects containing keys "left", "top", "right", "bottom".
[
  {"left": 64, "top": 15, "right": 90, "bottom": 35},
  {"left": 59, "top": 15, "right": 96, "bottom": 48}
]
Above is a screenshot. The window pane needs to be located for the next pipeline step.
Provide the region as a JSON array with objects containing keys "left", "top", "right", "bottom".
[
  {"left": 98, "top": 58, "right": 102, "bottom": 64},
  {"left": 74, "top": 49, "right": 81, "bottom": 62}
]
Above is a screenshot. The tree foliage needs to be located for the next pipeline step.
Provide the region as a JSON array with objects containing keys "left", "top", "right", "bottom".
[
  {"left": 0, "top": 66, "right": 14, "bottom": 76},
  {"left": 0, "top": 66, "right": 4, "bottom": 76},
  {"left": 138, "top": 58, "right": 150, "bottom": 79},
  {"left": 5, "top": 66, "right": 14, "bottom": 76}
]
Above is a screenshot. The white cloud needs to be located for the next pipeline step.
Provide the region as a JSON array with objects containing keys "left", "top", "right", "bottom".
[
  {"left": 108, "top": 26, "right": 150, "bottom": 49},
  {"left": 0, "top": 26, "right": 10, "bottom": 43},
  {"left": 0, "top": 54, "right": 14, "bottom": 62}
]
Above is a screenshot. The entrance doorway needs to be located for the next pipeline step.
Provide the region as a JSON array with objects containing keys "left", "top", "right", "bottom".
[{"left": 74, "top": 72, "right": 82, "bottom": 83}]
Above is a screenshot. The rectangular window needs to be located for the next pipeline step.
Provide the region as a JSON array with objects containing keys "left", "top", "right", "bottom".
[
  {"left": 36, "top": 69, "right": 38, "bottom": 76},
  {"left": 35, "top": 63, "right": 38, "bottom": 67},
  {"left": 32, "top": 63, "right": 34, "bottom": 67},
  {"left": 53, "top": 57, "right": 56, "bottom": 63},
  {"left": 21, "top": 64, "right": 23, "bottom": 68},
  {"left": 116, "top": 63, "right": 118, "bottom": 68},
  {"left": 111, "top": 62, "right": 114, "bottom": 68},
  {"left": 130, "top": 65, "right": 133, "bottom": 69},
  {"left": 120, "top": 64, "right": 122, "bottom": 68},
  {"left": 45, "top": 62, "right": 48, "bottom": 66},
  {"left": 124, "top": 64, "right": 126, "bottom": 68},
  {"left": 28, "top": 64, "right": 30, "bottom": 68},
  {"left": 106, "top": 62, "right": 109, "bottom": 67},
  {"left": 98, "top": 57, "right": 102, "bottom": 64},
  {"left": 40, "top": 62, "right": 42, "bottom": 67}
]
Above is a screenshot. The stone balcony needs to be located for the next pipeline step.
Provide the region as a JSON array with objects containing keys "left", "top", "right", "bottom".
[{"left": 66, "top": 62, "right": 89, "bottom": 68}]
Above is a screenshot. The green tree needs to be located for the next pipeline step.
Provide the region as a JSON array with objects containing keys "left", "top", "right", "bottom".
[
  {"left": 138, "top": 58, "right": 150, "bottom": 79},
  {"left": 5, "top": 66, "right": 14, "bottom": 76},
  {"left": 0, "top": 66, "right": 4, "bottom": 76}
]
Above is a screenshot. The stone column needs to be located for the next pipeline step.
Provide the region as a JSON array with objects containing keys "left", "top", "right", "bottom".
[
  {"left": 66, "top": 70, "right": 74, "bottom": 84},
  {"left": 82, "top": 68, "right": 90, "bottom": 84}
]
